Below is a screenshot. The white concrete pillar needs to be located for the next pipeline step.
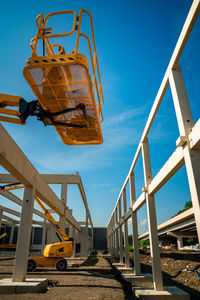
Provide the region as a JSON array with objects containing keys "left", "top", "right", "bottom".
[
  {"left": 111, "top": 216, "right": 114, "bottom": 255},
  {"left": 169, "top": 65, "right": 200, "bottom": 243},
  {"left": 114, "top": 209, "right": 119, "bottom": 257},
  {"left": 142, "top": 139, "right": 163, "bottom": 291},
  {"left": 108, "top": 226, "right": 111, "bottom": 253},
  {"left": 45, "top": 224, "right": 50, "bottom": 244},
  {"left": 72, "top": 227, "right": 76, "bottom": 258},
  {"left": 118, "top": 199, "right": 123, "bottom": 264},
  {"left": 177, "top": 237, "right": 183, "bottom": 250},
  {"left": 12, "top": 182, "right": 36, "bottom": 282},
  {"left": 0, "top": 209, "right": 3, "bottom": 229},
  {"left": 59, "top": 183, "right": 68, "bottom": 230},
  {"left": 9, "top": 222, "right": 15, "bottom": 245},
  {"left": 85, "top": 210, "right": 89, "bottom": 256},
  {"left": 91, "top": 227, "right": 94, "bottom": 250},
  {"left": 123, "top": 189, "right": 130, "bottom": 268},
  {"left": 41, "top": 217, "right": 47, "bottom": 253},
  {"left": 31, "top": 227, "right": 35, "bottom": 245},
  {"left": 129, "top": 172, "right": 141, "bottom": 275}
]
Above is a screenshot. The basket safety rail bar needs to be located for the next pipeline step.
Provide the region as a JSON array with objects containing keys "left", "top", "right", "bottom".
[{"left": 30, "top": 9, "right": 104, "bottom": 123}]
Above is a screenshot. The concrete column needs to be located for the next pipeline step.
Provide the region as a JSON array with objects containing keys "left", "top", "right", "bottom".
[
  {"left": 118, "top": 199, "right": 123, "bottom": 264},
  {"left": 111, "top": 216, "right": 114, "bottom": 255},
  {"left": 177, "top": 237, "right": 183, "bottom": 250},
  {"left": 59, "top": 183, "right": 68, "bottom": 230},
  {"left": 123, "top": 189, "right": 130, "bottom": 268},
  {"left": 31, "top": 227, "right": 35, "bottom": 245},
  {"left": 107, "top": 229, "right": 109, "bottom": 253},
  {"left": 45, "top": 225, "right": 50, "bottom": 244},
  {"left": 184, "top": 148, "right": 200, "bottom": 243},
  {"left": 41, "top": 217, "right": 47, "bottom": 253},
  {"left": 108, "top": 226, "right": 111, "bottom": 253},
  {"left": 72, "top": 227, "right": 76, "bottom": 258},
  {"left": 85, "top": 210, "right": 88, "bottom": 256},
  {"left": 114, "top": 208, "right": 119, "bottom": 257},
  {"left": 0, "top": 209, "right": 3, "bottom": 229},
  {"left": 12, "top": 182, "right": 36, "bottom": 282},
  {"left": 129, "top": 171, "right": 141, "bottom": 275},
  {"left": 142, "top": 139, "right": 163, "bottom": 291},
  {"left": 91, "top": 227, "right": 94, "bottom": 250},
  {"left": 9, "top": 222, "right": 15, "bottom": 245},
  {"left": 169, "top": 65, "right": 200, "bottom": 243}
]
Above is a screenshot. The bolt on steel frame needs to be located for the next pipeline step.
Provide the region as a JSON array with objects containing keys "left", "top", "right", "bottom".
[{"left": 107, "top": 0, "right": 200, "bottom": 292}]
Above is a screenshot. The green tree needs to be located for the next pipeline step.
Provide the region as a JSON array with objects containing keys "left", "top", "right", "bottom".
[{"left": 173, "top": 201, "right": 192, "bottom": 217}]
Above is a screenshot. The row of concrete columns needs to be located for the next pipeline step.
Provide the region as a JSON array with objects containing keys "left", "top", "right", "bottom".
[
  {"left": 107, "top": 176, "right": 141, "bottom": 275},
  {"left": 9, "top": 178, "right": 91, "bottom": 282},
  {"left": 107, "top": 63, "right": 200, "bottom": 292}
]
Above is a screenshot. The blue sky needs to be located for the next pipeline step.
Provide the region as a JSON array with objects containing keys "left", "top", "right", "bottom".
[{"left": 0, "top": 0, "right": 199, "bottom": 234}]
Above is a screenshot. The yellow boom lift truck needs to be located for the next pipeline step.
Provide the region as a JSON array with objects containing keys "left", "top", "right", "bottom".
[
  {"left": 28, "top": 196, "right": 73, "bottom": 271},
  {"left": 0, "top": 10, "right": 104, "bottom": 270},
  {"left": 0, "top": 183, "right": 73, "bottom": 271}
]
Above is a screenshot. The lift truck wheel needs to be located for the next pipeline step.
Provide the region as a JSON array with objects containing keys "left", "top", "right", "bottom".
[
  {"left": 27, "top": 259, "right": 36, "bottom": 272},
  {"left": 56, "top": 258, "right": 67, "bottom": 271}
]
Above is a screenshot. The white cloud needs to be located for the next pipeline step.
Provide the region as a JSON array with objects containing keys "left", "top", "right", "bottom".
[
  {"left": 104, "top": 106, "right": 146, "bottom": 126},
  {"left": 140, "top": 218, "right": 148, "bottom": 227},
  {"left": 110, "top": 188, "right": 120, "bottom": 193},
  {"left": 92, "top": 183, "right": 116, "bottom": 188},
  {"left": 128, "top": 218, "right": 132, "bottom": 225},
  {"left": 33, "top": 106, "right": 146, "bottom": 172}
]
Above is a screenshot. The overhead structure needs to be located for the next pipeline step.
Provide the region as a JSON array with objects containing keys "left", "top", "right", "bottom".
[
  {"left": 0, "top": 10, "right": 104, "bottom": 145},
  {"left": 107, "top": 0, "right": 200, "bottom": 297}
]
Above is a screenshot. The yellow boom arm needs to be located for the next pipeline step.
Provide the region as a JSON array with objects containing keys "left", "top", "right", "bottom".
[
  {"left": 35, "top": 196, "right": 71, "bottom": 242},
  {"left": 0, "top": 93, "right": 24, "bottom": 125},
  {"left": 0, "top": 183, "right": 71, "bottom": 242}
]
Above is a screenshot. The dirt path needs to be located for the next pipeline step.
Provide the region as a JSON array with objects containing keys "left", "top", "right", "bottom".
[{"left": 0, "top": 254, "right": 133, "bottom": 300}]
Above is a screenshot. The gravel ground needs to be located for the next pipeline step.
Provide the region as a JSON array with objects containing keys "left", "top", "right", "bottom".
[
  {"left": 0, "top": 250, "right": 199, "bottom": 299},
  {"left": 0, "top": 254, "right": 132, "bottom": 300}
]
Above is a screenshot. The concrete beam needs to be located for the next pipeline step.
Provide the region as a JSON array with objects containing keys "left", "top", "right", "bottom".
[
  {"left": 0, "top": 172, "right": 91, "bottom": 230},
  {"left": 77, "top": 174, "right": 93, "bottom": 228},
  {"left": 0, "top": 124, "right": 64, "bottom": 216},
  {"left": 3, "top": 214, "right": 17, "bottom": 223},
  {"left": 41, "top": 174, "right": 80, "bottom": 184},
  {"left": 148, "top": 147, "right": 184, "bottom": 195},
  {"left": 0, "top": 190, "right": 44, "bottom": 218},
  {"left": 167, "top": 231, "right": 197, "bottom": 238},
  {"left": 0, "top": 205, "right": 44, "bottom": 226},
  {"left": 139, "top": 208, "right": 194, "bottom": 240},
  {"left": 65, "top": 209, "right": 81, "bottom": 231}
]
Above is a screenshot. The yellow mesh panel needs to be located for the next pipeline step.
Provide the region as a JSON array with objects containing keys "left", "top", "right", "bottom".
[{"left": 23, "top": 54, "right": 103, "bottom": 145}]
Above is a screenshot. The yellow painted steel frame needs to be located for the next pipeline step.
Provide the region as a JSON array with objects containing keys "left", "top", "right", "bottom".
[
  {"left": 0, "top": 94, "right": 24, "bottom": 125},
  {"left": 23, "top": 10, "right": 104, "bottom": 145},
  {"left": 35, "top": 196, "right": 71, "bottom": 242},
  {"left": 0, "top": 233, "right": 7, "bottom": 240}
]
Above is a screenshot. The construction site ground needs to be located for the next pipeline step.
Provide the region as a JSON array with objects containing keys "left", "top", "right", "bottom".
[{"left": 0, "top": 250, "right": 199, "bottom": 299}]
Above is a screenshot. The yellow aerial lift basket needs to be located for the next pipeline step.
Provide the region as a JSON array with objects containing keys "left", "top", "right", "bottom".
[
  {"left": 0, "top": 10, "right": 104, "bottom": 145},
  {"left": 24, "top": 10, "right": 104, "bottom": 145}
]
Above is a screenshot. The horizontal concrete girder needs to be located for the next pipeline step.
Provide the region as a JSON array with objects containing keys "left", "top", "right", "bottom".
[
  {"left": 139, "top": 208, "right": 194, "bottom": 240},
  {"left": 0, "top": 190, "right": 44, "bottom": 219},
  {"left": 0, "top": 172, "right": 91, "bottom": 230},
  {"left": 0, "top": 124, "right": 64, "bottom": 216},
  {"left": 0, "top": 205, "right": 44, "bottom": 226},
  {"left": 167, "top": 230, "right": 197, "bottom": 238}
]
